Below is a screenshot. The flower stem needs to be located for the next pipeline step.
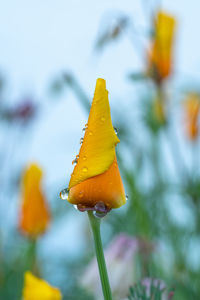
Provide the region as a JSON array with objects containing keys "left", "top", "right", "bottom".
[
  {"left": 28, "top": 239, "right": 40, "bottom": 276},
  {"left": 87, "top": 211, "right": 112, "bottom": 300}
]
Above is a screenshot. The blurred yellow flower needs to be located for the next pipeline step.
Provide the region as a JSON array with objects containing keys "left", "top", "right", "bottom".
[
  {"left": 23, "top": 271, "right": 62, "bottom": 300},
  {"left": 184, "top": 93, "right": 200, "bottom": 140},
  {"left": 19, "top": 164, "right": 50, "bottom": 238},
  {"left": 148, "top": 11, "right": 176, "bottom": 82},
  {"left": 63, "top": 78, "right": 126, "bottom": 210}
]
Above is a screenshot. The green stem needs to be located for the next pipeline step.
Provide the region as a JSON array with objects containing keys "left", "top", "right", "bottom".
[
  {"left": 87, "top": 211, "right": 112, "bottom": 300},
  {"left": 27, "top": 239, "right": 40, "bottom": 276}
]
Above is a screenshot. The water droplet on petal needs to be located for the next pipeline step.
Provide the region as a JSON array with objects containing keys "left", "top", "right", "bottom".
[
  {"left": 82, "top": 167, "right": 88, "bottom": 173},
  {"left": 82, "top": 123, "right": 88, "bottom": 131},
  {"left": 89, "top": 131, "right": 93, "bottom": 136},
  {"left": 101, "top": 116, "right": 105, "bottom": 122},
  {"left": 60, "top": 188, "right": 69, "bottom": 200},
  {"left": 94, "top": 201, "right": 106, "bottom": 212},
  {"left": 77, "top": 204, "right": 86, "bottom": 212},
  {"left": 126, "top": 194, "right": 129, "bottom": 201},
  {"left": 83, "top": 156, "right": 87, "bottom": 161},
  {"left": 80, "top": 138, "right": 84, "bottom": 144},
  {"left": 72, "top": 155, "right": 79, "bottom": 165},
  {"left": 93, "top": 211, "right": 107, "bottom": 218},
  {"left": 72, "top": 158, "right": 77, "bottom": 165},
  {"left": 113, "top": 127, "right": 118, "bottom": 134}
]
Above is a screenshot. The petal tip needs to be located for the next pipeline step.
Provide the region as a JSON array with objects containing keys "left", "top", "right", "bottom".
[
  {"left": 94, "top": 78, "right": 107, "bottom": 95},
  {"left": 68, "top": 79, "right": 121, "bottom": 190}
]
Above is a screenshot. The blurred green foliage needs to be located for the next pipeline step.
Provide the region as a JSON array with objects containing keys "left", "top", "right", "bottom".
[{"left": 128, "top": 279, "right": 174, "bottom": 300}]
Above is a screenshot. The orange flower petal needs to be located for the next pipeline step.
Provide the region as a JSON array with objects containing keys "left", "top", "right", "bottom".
[
  {"left": 23, "top": 271, "right": 62, "bottom": 300},
  {"left": 69, "top": 78, "right": 120, "bottom": 189},
  {"left": 19, "top": 164, "right": 50, "bottom": 238},
  {"left": 184, "top": 93, "right": 200, "bottom": 140},
  {"left": 68, "top": 155, "right": 126, "bottom": 209},
  {"left": 149, "top": 11, "right": 176, "bottom": 80},
  {"left": 66, "top": 79, "right": 126, "bottom": 209}
]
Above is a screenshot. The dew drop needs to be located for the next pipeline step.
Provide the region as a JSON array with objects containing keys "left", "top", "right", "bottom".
[
  {"left": 60, "top": 188, "right": 69, "bottom": 200},
  {"left": 126, "top": 194, "right": 129, "bottom": 201},
  {"left": 94, "top": 201, "right": 106, "bottom": 212},
  {"left": 82, "top": 127, "right": 86, "bottom": 132},
  {"left": 72, "top": 158, "right": 77, "bottom": 165},
  {"left": 93, "top": 211, "right": 107, "bottom": 218},
  {"left": 82, "top": 167, "right": 88, "bottom": 173},
  {"left": 80, "top": 137, "right": 84, "bottom": 144},
  {"left": 83, "top": 156, "right": 87, "bottom": 161},
  {"left": 93, "top": 98, "right": 100, "bottom": 105},
  {"left": 101, "top": 116, "right": 105, "bottom": 122},
  {"left": 72, "top": 155, "right": 79, "bottom": 165},
  {"left": 113, "top": 127, "right": 118, "bottom": 134},
  {"left": 77, "top": 204, "right": 86, "bottom": 212},
  {"left": 89, "top": 131, "right": 93, "bottom": 136}
]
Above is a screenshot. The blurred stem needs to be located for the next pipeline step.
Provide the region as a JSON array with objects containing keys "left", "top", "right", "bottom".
[
  {"left": 28, "top": 239, "right": 40, "bottom": 276},
  {"left": 191, "top": 140, "right": 198, "bottom": 176},
  {"left": 157, "top": 83, "right": 188, "bottom": 182},
  {"left": 63, "top": 74, "right": 90, "bottom": 113},
  {"left": 87, "top": 211, "right": 112, "bottom": 300}
]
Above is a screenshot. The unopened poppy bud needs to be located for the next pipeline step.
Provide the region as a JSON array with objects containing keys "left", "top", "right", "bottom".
[
  {"left": 184, "top": 93, "right": 200, "bottom": 141},
  {"left": 19, "top": 164, "right": 50, "bottom": 238},
  {"left": 148, "top": 11, "right": 176, "bottom": 82},
  {"left": 61, "top": 79, "right": 126, "bottom": 212}
]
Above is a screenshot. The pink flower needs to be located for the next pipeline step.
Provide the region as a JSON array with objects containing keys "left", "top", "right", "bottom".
[{"left": 81, "top": 234, "right": 153, "bottom": 300}]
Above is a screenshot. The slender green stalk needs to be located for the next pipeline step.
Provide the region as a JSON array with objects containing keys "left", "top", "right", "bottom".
[
  {"left": 28, "top": 239, "right": 40, "bottom": 276},
  {"left": 87, "top": 211, "right": 112, "bottom": 300}
]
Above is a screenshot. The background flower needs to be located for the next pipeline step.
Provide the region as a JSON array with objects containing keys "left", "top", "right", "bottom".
[
  {"left": 148, "top": 11, "right": 176, "bottom": 82},
  {"left": 81, "top": 234, "right": 154, "bottom": 300},
  {"left": 184, "top": 93, "right": 200, "bottom": 140},
  {"left": 23, "top": 271, "right": 62, "bottom": 300},
  {"left": 18, "top": 164, "right": 50, "bottom": 238}
]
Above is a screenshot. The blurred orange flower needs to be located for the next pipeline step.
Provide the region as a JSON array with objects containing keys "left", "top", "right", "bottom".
[
  {"left": 23, "top": 271, "right": 62, "bottom": 300},
  {"left": 184, "top": 93, "right": 200, "bottom": 140},
  {"left": 148, "top": 11, "right": 176, "bottom": 82},
  {"left": 61, "top": 79, "right": 126, "bottom": 211},
  {"left": 19, "top": 164, "right": 50, "bottom": 238}
]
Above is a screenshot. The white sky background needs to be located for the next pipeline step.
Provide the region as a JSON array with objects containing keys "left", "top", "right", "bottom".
[{"left": 0, "top": 0, "right": 200, "bottom": 265}]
